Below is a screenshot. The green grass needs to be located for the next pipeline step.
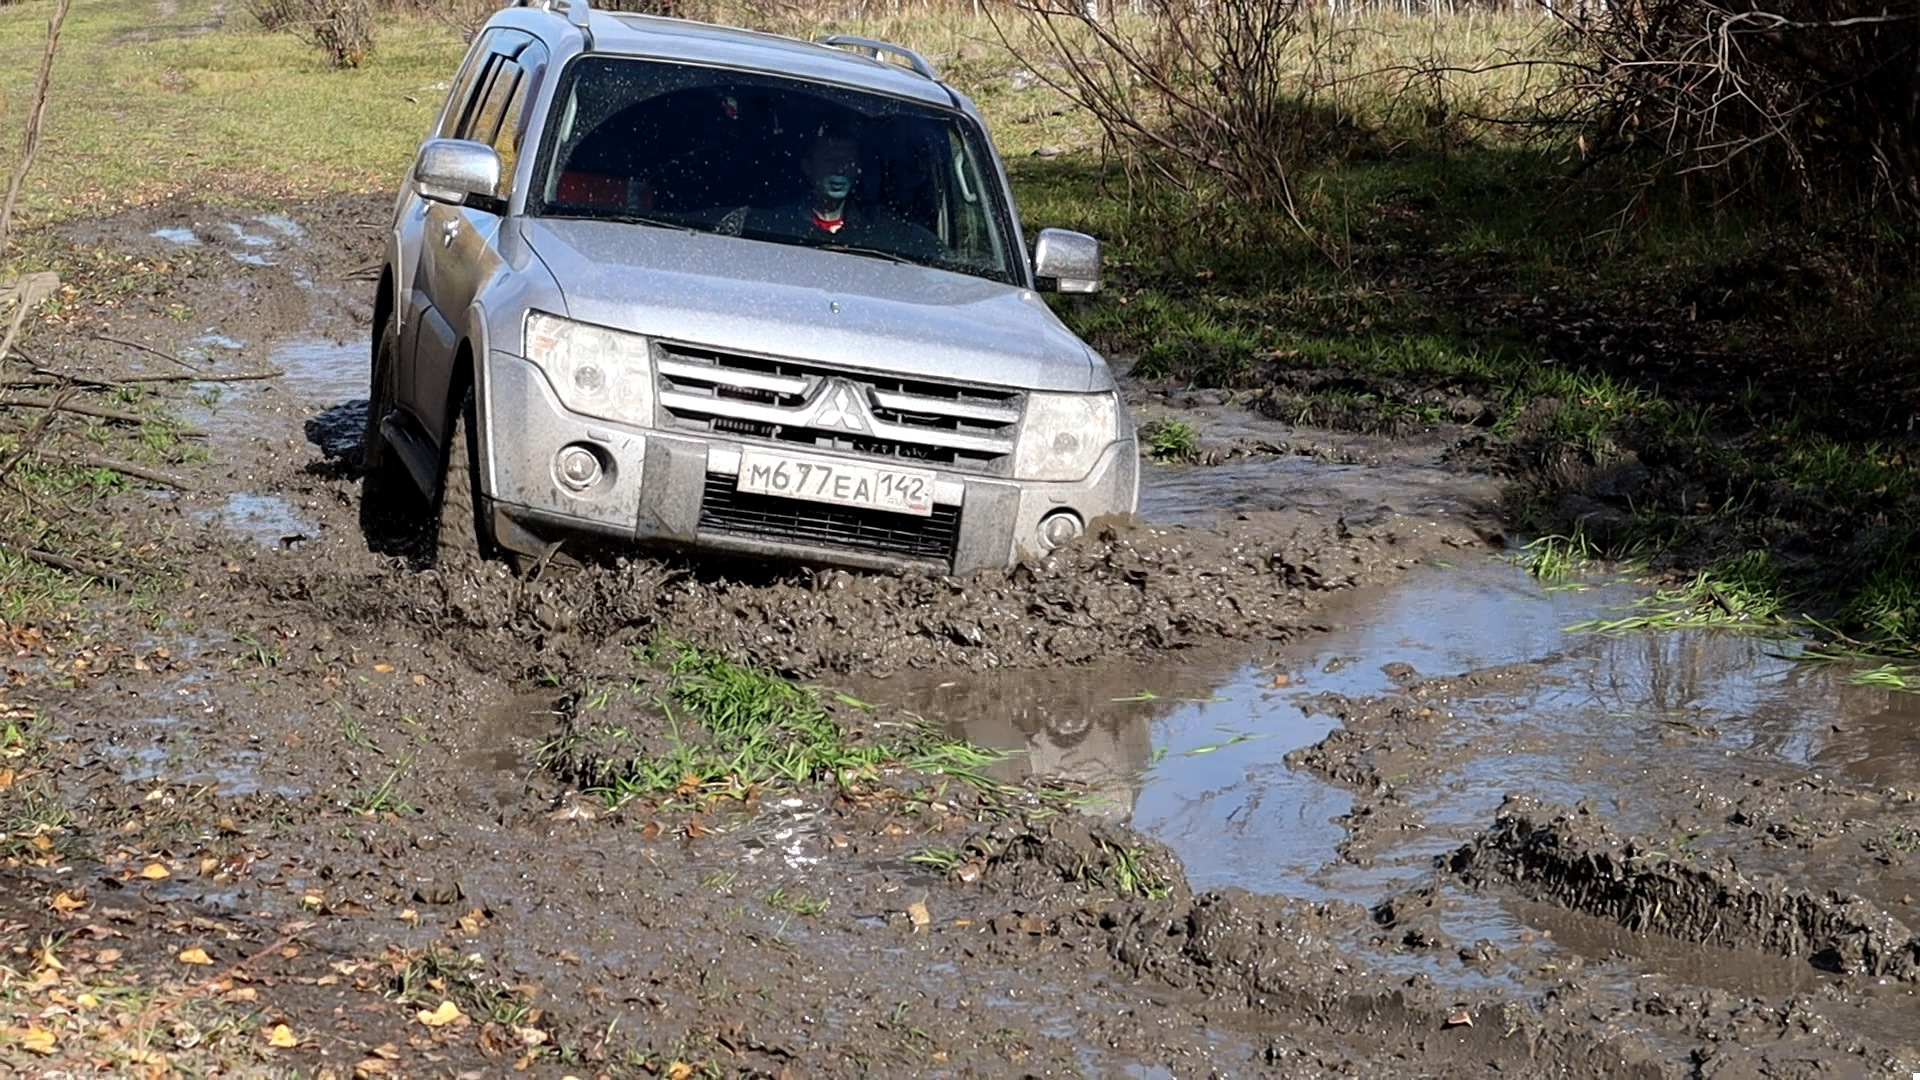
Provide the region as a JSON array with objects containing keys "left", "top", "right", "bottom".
[
  {"left": 540, "top": 642, "right": 1002, "bottom": 809},
  {"left": 0, "top": 708, "right": 72, "bottom": 861},
  {"left": 1567, "top": 551, "right": 1790, "bottom": 636},
  {"left": 1517, "top": 532, "right": 1602, "bottom": 582},
  {"left": 1848, "top": 664, "right": 1920, "bottom": 693},
  {"left": 0, "top": 0, "right": 467, "bottom": 226},
  {"left": 762, "top": 886, "right": 830, "bottom": 916},
  {"left": 342, "top": 752, "right": 418, "bottom": 817},
  {"left": 1080, "top": 839, "right": 1168, "bottom": 901},
  {"left": 389, "top": 946, "right": 537, "bottom": 1029},
  {"left": 1138, "top": 418, "right": 1200, "bottom": 463}
]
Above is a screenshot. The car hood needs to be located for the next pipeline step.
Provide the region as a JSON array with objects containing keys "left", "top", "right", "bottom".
[{"left": 520, "top": 218, "right": 1104, "bottom": 392}]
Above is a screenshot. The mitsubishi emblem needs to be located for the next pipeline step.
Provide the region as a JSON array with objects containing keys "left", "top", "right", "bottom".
[{"left": 813, "top": 382, "right": 870, "bottom": 433}]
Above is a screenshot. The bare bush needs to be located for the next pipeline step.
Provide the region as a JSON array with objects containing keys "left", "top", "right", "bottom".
[
  {"left": 1000, "top": 0, "right": 1359, "bottom": 221},
  {"left": 1556, "top": 2, "right": 1920, "bottom": 213},
  {"left": 245, "top": 0, "right": 304, "bottom": 30},
  {"left": 249, "top": 0, "right": 375, "bottom": 68}
]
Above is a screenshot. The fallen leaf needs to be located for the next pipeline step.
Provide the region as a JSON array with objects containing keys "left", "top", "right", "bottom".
[
  {"left": 416, "top": 999, "right": 464, "bottom": 1027},
  {"left": 1445, "top": 1008, "right": 1474, "bottom": 1028},
  {"left": 76, "top": 992, "right": 100, "bottom": 1008},
  {"left": 267, "top": 1023, "right": 298, "bottom": 1048},
  {"left": 372, "top": 663, "right": 394, "bottom": 673},
  {"left": 95, "top": 948, "right": 122, "bottom": 965},
  {"left": 177, "top": 946, "right": 213, "bottom": 966},
  {"left": 354, "top": 1059, "right": 396, "bottom": 1078},
  {"left": 21, "top": 1027, "right": 55, "bottom": 1054},
  {"left": 665, "top": 1063, "right": 694, "bottom": 1080},
  {"left": 906, "top": 900, "right": 931, "bottom": 928},
  {"left": 456, "top": 908, "right": 489, "bottom": 934},
  {"left": 515, "top": 1026, "right": 548, "bottom": 1047},
  {"left": 140, "top": 862, "right": 171, "bottom": 880},
  {"left": 49, "top": 890, "right": 86, "bottom": 913}
]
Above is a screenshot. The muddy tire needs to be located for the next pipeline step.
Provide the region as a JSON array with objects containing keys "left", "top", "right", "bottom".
[
  {"left": 433, "top": 385, "right": 492, "bottom": 568},
  {"left": 359, "top": 318, "right": 424, "bottom": 541}
]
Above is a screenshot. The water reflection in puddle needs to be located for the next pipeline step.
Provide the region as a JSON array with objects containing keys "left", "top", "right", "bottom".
[
  {"left": 207, "top": 492, "right": 311, "bottom": 547},
  {"left": 270, "top": 335, "right": 366, "bottom": 405},
  {"left": 1141, "top": 456, "right": 1501, "bottom": 528}
]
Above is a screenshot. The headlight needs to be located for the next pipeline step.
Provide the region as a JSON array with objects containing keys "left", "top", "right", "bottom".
[
  {"left": 1014, "top": 391, "right": 1119, "bottom": 481},
  {"left": 524, "top": 311, "right": 655, "bottom": 426}
]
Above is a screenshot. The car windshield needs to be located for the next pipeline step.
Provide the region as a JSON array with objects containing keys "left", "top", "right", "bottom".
[{"left": 528, "top": 55, "right": 1020, "bottom": 284}]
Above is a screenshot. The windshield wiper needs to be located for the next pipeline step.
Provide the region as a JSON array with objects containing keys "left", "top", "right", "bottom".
[
  {"left": 814, "top": 241, "right": 914, "bottom": 265},
  {"left": 602, "top": 212, "right": 697, "bottom": 232}
]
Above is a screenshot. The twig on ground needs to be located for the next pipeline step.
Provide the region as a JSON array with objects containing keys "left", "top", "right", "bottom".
[
  {"left": 0, "top": 395, "right": 188, "bottom": 428},
  {"left": 8, "top": 368, "right": 283, "bottom": 389},
  {"left": 90, "top": 333, "right": 214, "bottom": 372},
  {"left": 1, "top": 541, "right": 129, "bottom": 591},
  {"left": 0, "top": 383, "right": 70, "bottom": 484},
  {"left": 64, "top": 455, "right": 194, "bottom": 491}
]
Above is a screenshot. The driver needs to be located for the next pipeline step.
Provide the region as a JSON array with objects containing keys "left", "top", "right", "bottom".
[
  {"left": 801, "top": 124, "right": 863, "bottom": 235},
  {"left": 759, "top": 123, "right": 943, "bottom": 257}
]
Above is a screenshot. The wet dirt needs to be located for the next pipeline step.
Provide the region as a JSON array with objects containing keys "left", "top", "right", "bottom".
[{"left": 4, "top": 194, "right": 1919, "bottom": 1076}]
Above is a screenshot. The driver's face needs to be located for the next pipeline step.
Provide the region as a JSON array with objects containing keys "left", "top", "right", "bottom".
[{"left": 803, "top": 137, "right": 860, "bottom": 192}]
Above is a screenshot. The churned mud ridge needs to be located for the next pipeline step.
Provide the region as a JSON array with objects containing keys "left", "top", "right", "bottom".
[
  {"left": 1453, "top": 794, "right": 1920, "bottom": 980},
  {"left": 233, "top": 512, "right": 1486, "bottom": 680},
  {"left": 955, "top": 818, "right": 1766, "bottom": 1077}
]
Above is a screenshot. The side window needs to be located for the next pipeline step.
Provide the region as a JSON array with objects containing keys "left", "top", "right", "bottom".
[
  {"left": 435, "top": 30, "right": 499, "bottom": 141},
  {"left": 491, "top": 42, "right": 547, "bottom": 195},
  {"left": 466, "top": 64, "right": 520, "bottom": 149},
  {"left": 465, "top": 63, "right": 523, "bottom": 199}
]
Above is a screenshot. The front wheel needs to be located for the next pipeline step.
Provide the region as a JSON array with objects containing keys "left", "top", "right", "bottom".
[
  {"left": 360, "top": 316, "right": 425, "bottom": 542},
  {"left": 433, "top": 385, "right": 495, "bottom": 568}
]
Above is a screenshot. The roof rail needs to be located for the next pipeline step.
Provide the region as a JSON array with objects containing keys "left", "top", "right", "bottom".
[
  {"left": 817, "top": 34, "right": 937, "bottom": 81},
  {"left": 516, "top": 0, "right": 591, "bottom": 32}
]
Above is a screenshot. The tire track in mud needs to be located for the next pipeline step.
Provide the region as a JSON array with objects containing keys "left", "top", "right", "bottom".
[{"left": 1453, "top": 795, "right": 1920, "bottom": 980}]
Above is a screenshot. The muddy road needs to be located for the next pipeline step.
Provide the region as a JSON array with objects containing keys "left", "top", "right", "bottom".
[{"left": 3, "top": 197, "right": 1918, "bottom": 1077}]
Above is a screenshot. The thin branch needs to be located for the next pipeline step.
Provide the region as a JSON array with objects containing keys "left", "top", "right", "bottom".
[
  {"left": 9, "top": 367, "right": 283, "bottom": 389},
  {"left": 0, "top": 395, "right": 181, "bottom": 427},
  {"left": 64, "top": 456, "right": 194, "bottom": 491},
  {"left": 0, "top": 0, "right": 71, "bottom": 258},
  {"left": 90, "top": 333, "right": 215, "bottom": 372},
  {"left": 1, "top": 541, "right": 129, "bottom": 591}
]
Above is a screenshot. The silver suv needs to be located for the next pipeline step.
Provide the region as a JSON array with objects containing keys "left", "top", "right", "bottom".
[{"left": 363, "top": 0, "right": 1137, "bottom": 574}]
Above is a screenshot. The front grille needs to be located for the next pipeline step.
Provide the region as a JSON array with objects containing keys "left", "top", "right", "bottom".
[
  {"left": 698, "top": 475, "right": 961, "bottom": 564},
  {"left": 657, "top": 342, "right": 1021, "bottom": 474}
]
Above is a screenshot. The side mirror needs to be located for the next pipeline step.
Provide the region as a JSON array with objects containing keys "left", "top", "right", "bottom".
[
  {"left": 413, "top": 138, "right": 502, "bottom": 208},
  {"left": 1033, "top": 228, "right": 1101, "bottom": 294}
]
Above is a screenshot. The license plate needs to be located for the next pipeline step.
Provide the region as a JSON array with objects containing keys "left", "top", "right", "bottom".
[{"left": 736, "top": 449, "right": 935, "bottom": 517}]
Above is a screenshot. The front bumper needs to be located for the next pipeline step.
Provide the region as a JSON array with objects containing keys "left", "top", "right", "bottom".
[{"left": 480, "top": 351, "right": 1138, "bottom": 574}]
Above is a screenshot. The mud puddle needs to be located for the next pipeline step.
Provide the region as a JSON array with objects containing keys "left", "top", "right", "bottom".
[{"left": 854, "top": 545, "right": 1920, "bottom": 1027}]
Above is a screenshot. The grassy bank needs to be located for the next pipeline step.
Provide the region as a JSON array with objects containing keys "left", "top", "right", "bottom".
[{"left": 0, "top": 0, "right": 464, "bottom": 220}]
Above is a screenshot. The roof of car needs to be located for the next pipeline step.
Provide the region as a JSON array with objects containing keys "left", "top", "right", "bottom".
[{"left": 567, "top": 12, "right": 958, "bottom": 109}]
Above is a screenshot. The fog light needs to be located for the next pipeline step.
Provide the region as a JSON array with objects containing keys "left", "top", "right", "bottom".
[
  {"left": 556, "top": 445, "right": 603, "bottom": 492},
  {"left": 1039, "top": 510, "right": 1084, "bottom": 550}
]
